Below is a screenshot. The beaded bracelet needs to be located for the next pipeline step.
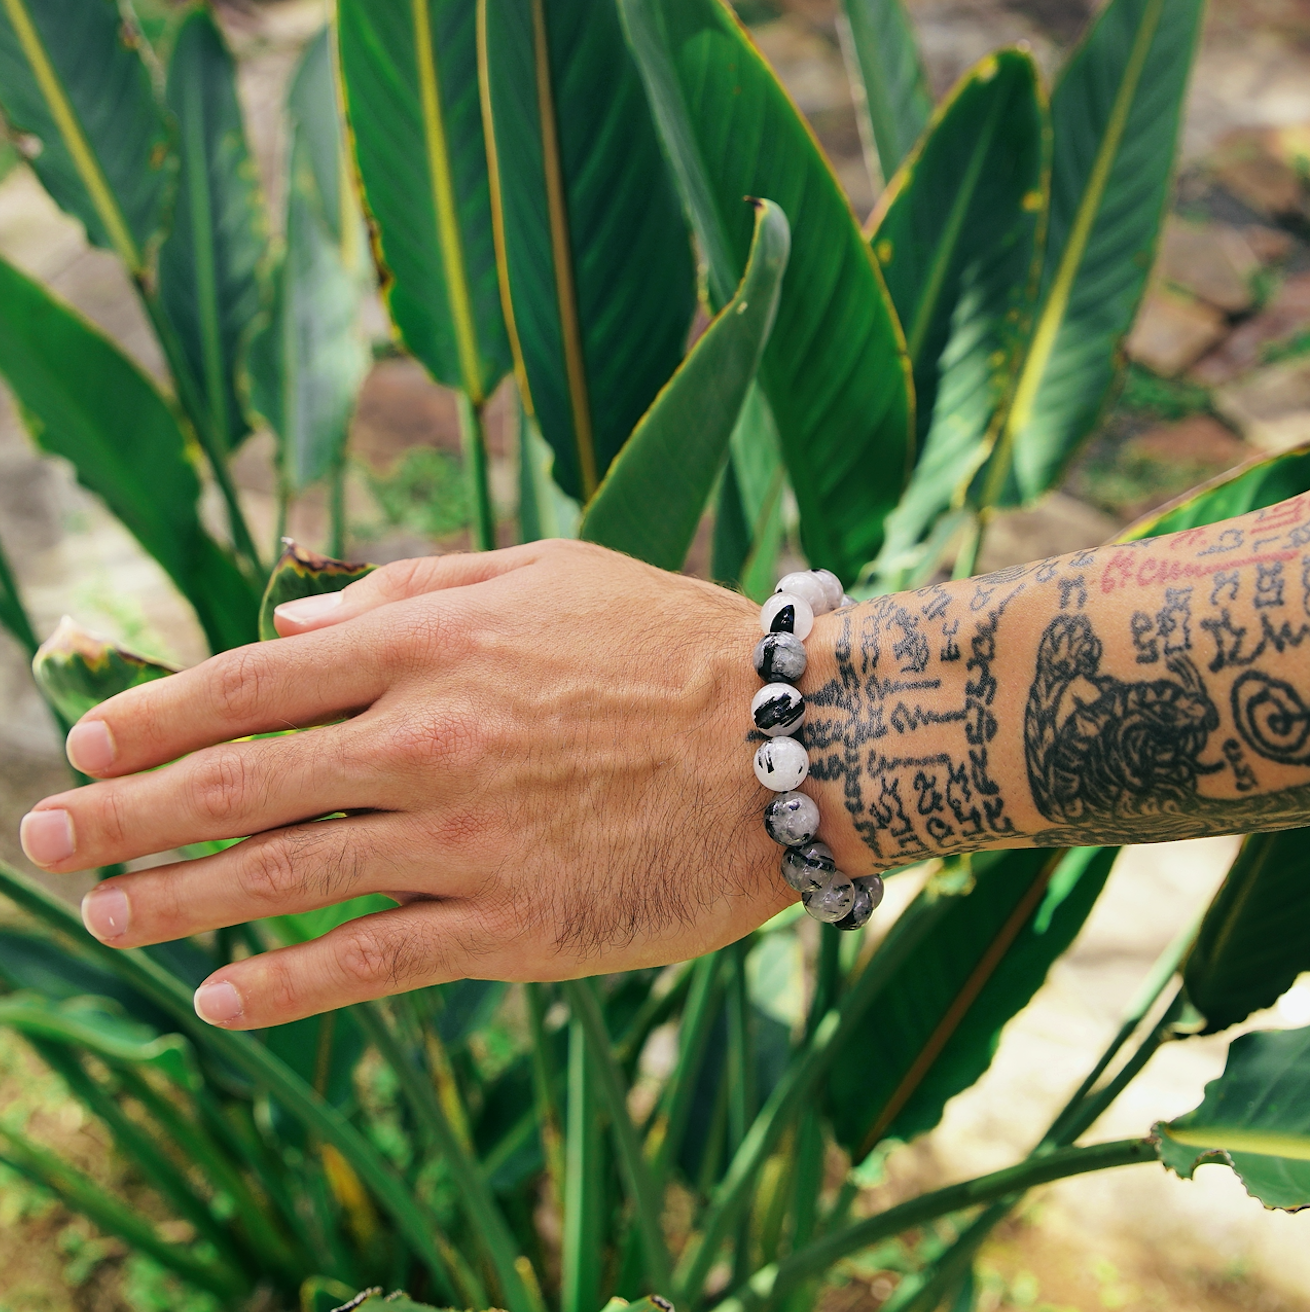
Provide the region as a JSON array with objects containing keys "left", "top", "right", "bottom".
[{"left": 751, "top": 571, "right": 884, "bottom": 931}]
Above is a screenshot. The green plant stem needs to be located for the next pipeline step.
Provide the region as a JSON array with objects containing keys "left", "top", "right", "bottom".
[
  {"left": 138, "top": 286, "right": 263, "bottom": 579},
  {"left": 650, "top": 952, "right": 722, "bottom": 1184},
  {"left": 716, "top": 1139, "right": 1155, "bottom": 1312},
  {"left": 727, "top": 942, "right": 755, "bottom": 1289},
  {"left": 526, "top": 982, "right": 567, "bottom": 1209},
  {"left": 881, "top": 1199, "right": 1010, "bottom": 1312},
  {"left": 328, "top": 453, "right": 347, "bottom": 559},
  {"left": 0, "top": 1120, "right": 246, "bottom": 1300},
  {"left": 459, "top": 390, "right": 497, "bottom": 551},
  {"left": 562, "top": 978, "right": 674, "bottom": 1293},
  {"left": 0, "top": 860, "right": 467, "bottom": 1305},
  {"left": 618, "top": 959, "right": 695, "bottom": 1071},
  {"left": 951, "top": 514, "right": 983, "bottom": 580},
  {"left": 562, "top": 1009, "right": 604, "bottom": 1312},
  {"left": 676, "top": 894, "right": 952, "bottom": 1304},
  {"left": 355, "top": 1001, "right": 542, "bottom": 1312}
]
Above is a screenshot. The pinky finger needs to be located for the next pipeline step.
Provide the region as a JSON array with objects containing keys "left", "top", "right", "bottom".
[{"left": 193, "top": 900, "right": 508, "bottom": 1028}]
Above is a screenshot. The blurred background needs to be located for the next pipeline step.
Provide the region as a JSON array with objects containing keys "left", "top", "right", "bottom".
[{"left": 1, "top": 0, "right": 1309, "bottom": 1307}]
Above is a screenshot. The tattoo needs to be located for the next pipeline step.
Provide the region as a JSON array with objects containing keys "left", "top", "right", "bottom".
[
  {"left": 1232, "top": 671, "right": 1310, "bottom": 765},
  {"left": 1024, "top": 614, "right": 1222, "bottom": 826}
]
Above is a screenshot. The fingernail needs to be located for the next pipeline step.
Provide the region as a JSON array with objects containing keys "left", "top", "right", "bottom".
[
  {"left": 66, "top": 719, "right": 116, "bottom": 773},
  {"left": 82, "top": 885, "right": 130, "bottom": 941},
  {"left": 274, "top": 591, "right": 344, "bottom": 625},
  {"left": 19, "top": 809, "right": 75, "bottom": 866},
  {"left": 194, "top": 980, "right": 244, "bottom": 1026}
]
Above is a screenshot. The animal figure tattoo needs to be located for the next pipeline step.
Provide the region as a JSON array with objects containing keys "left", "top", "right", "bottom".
[{"left": 1024, "top": 614, "right": 1221, "bottom": 825}]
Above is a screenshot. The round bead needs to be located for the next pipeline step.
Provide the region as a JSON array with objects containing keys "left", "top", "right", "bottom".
[
  {"left": 811, "top": 570, "right": 844, "bottom": 610},
  {"left": 751, "top": 682, "right": 804, "bottom": 737},
  {"left": 781, "top": 840, "right": 835, "bottom": 892},
  {"left": 760, "top": 592, "right": 814, "bottom": 640},
  {"left": 833, "top": 882, "right": 875, "bottom": 931},
  {"left": 754, "top": 736, "right": 808, "bottom": 791},
  {"left": 802, "top": 876, "right": 856, "bottom": 924},
  {"left": 776, "top": 572, "right": 833, "bottom": 616},
  {"left": 855, "top": 873, "right": 885, "bottom": 911},
  {"left": 753, "top": 632, "right": 806, "bottom": 683},
  {"left": 764, "top": 791, "right": 820, "bottom": 846},
  {"left": 840, "top": 594, "right": 857, "bottom": 609}
]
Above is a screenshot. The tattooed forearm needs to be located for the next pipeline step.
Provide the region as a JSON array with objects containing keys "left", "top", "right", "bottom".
[{"left": 802, "top": 495, "right": 1310, "bottom": 871}]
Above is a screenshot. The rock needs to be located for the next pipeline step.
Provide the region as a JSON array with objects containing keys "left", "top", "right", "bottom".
[
  {"left": 1126, "top": 287, "right": 1229, "bottom": 377},
  {"left": 976, "top": 492, "right": 1120, "bottom": 574},
  {"left": 1158, "top": 217, "right": 1257, "bottom": 313},
  {"left": 1210, "top": 127, "right": 1310, "bottom": 220},
  {"left": 1127, "top": 414, "right": 1249, "bottom": 469},
  {"left": 1192, "top": 271, "right": 1310, "bottom": 385},
  {"left": 1214, "top": 357, "right": 1310, "bottom": 453}
]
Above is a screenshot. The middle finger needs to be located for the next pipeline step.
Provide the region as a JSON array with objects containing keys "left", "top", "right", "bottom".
[{"left": 24, "top": 721, "right": 390, "bottom": 872}]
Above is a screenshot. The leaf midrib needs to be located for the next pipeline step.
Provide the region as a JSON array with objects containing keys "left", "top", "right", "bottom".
[{"left": 0, "top": 0, "right": 142, "bottom": 271}]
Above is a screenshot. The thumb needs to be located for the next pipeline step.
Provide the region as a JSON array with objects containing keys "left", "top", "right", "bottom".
[{"left": 272, "top": 542, "right": 546, "bottom": 635}]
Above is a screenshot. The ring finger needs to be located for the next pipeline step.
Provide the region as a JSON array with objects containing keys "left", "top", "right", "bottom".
[{"left": 79, "top": 813, "right": 489, "bottom": 947}]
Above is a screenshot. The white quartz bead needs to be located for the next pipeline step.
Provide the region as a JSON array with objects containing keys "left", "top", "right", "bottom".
[
  {"left": 760, "top": 591, "right": 814, "bottom": 640},
  {"left": 811, "top": 569, "right": 844, "bottom": 610},
  {"left": 803, "top": 877, "right": 856, "bottom": 923},
  {"left": 765, "top": 790, "right": 820, "bottom": 846},
  {"left": 781, "top": 840, "right": 836, "bottom": 891},
  {"left": 751, "top": 682, "right": 804, "bottom": 736},
  {"left": 754, "top": 736, "right": 809, "bottom": 791},
  {"left": 840, "top": 594, "right": 856, "bottom": 609},
  {"left": 753, "top": 632, "right": 806, "bottom": 683},
  {"left": 776, "top": 572, "right": 833, "bottom": 616}
]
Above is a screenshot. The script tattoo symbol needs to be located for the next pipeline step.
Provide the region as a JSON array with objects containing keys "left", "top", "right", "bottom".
[
  {"left": 1232, "top": 671, "right": 1310, "bottom": 766},
  {"left": 1024, "top": 614, "right": 1221, "bottom": 824}
]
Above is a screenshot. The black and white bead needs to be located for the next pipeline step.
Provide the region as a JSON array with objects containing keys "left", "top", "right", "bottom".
[{"left": 750, "top": 570, "right": 878, "bottom": 930}]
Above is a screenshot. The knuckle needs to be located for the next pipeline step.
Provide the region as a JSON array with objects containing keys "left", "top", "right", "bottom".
[
  {"left": 237, "top": 836, "right": 301, "bottom": 908},
  {"left": 337, "top": 924, "right": 408, "bottom": 990},
  {"left": 210, "top": 648, "right": 272, "bottom": 725},
  {"left": 188, "top": 750, "right": 254, "bottom": 825},
  {"left": 387, "top": 706, "right": 483, "bottom": 773}
]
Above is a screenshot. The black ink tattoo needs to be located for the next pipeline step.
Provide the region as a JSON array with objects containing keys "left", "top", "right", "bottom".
[
  {"left": 1025, "top": 614, "right": 1221, "bottom": 826},
  {"left": 1232, "top": 670, "right": 1310, "bottom": 765}
]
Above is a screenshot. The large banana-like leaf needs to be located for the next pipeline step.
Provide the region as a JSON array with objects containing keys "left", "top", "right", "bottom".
[
  {"left": 289, "top": 27, "right": 345, "bottom": 248},
  {"left": 980, "top": 0, "right": 1203, "bottom": 507},
  {"left": 0, "top": 0, "right": 172, "bottom": 274},
  {"left": 871, "top": 50, "right": 1046, "bottom": 589},
  {"left": 579, "top": 200, "right": 787, "bottom": 568},
  {"left": 31, "top": 614, "right": 176, "bottom": 723},
  {"left": 827, "top": 846, "right": 1115, "bottom": 1156},
  {"left": 246, "top": 133, "right": 369, "bottom": 495},
  {"left": 158, "top": 8, "right": 268, "bottom": 454},
  {"left": 1120, "top": 443, "right": 1310, "bottom": 542},
  {"left": 0, "top": 254, "right": 258, "bottom": 651},
  {"left": 337, "top": 0, "right": 509, "bottom": 403},
  {"left": 620, "top": 0, "right": 913, "bottom": 584},
  {"left": 1182, "top": 831, "right": 1310, "bottom": 1035},
  {"left": 1157, "top": 1025, "right": 1310, "bottom": 1209},
  {"left": 479, "top": 0, "right": 696, "bottom": 503},
  {"left": 837, "top": 0, "right": 931, "bottom": 183}
]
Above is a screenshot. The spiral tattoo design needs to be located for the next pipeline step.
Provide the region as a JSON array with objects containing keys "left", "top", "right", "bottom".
[{"left": 1232, "top": 671, "right": 1310, "bottom": 766}]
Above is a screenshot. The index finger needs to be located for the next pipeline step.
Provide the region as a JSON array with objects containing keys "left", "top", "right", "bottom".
[{"left": 64, "top": 624, "right": 389, "bottom": 778}]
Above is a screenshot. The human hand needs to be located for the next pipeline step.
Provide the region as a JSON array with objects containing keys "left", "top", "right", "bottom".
[{"left": 19, "top": 541, "right": 795, "bottom": 1028}]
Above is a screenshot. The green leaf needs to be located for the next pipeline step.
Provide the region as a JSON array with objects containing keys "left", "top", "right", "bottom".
[
  {"left": 620, "top": 0, "right": 913, "bottom": 583},
  {"left": 579, "top": 199, "right": 788, "bottom": 568},
  {"left": 246, "top": 131, "right": 369, "bottom": 494},
  {"left": 158, "top": 8, "right": 268, "bottom": 454},
  {"left": 837, "top": 0, "right": 931, "bottom": 182},
  {"left": 828, "top": 847, "right": 1116, "bottom": 1157},
  {"left": 870, "top": 50, "right": 1046, "bottom": 589},
  {"left": 257, "top": 541, "right": 374, "bottom": 642},
  {"left": 1119, "top": 443, "right": 1310, "bottom": 541},
  {"left": 1157, "top": 1025, "right": 1310, "bottom": 1210},
  {"left": 518, "top": 401, "right": 581, "bottom": 543},
  {"left": 338, "top": 0, "right": 510, "bottom": 403},
  {"left": 0, "top": 992, "right": 199, "bottom": 1089},
  {"left": 0, "top": 528, "right": 39, "bottom": 659},
  {"left": 480, "top": 0, "right": 696, "bottom": 503},
  {"left": 288, "top": 26, "right": 345, "bottom": 246},
  {"left": 1183, "top": 831, "right": 1310, "bottom": 1034},
  {"left": 981, "top": 0, "right": 1204, "bottom": 507},
  {"left": 0, "top": 0, "right": 172, "bottom": 274},
  {"left": 0, "top": 254, "right": 259, "bottom": 652},
  {"left": 31, "top": 614, "right": 175, "bottom": 723}
]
